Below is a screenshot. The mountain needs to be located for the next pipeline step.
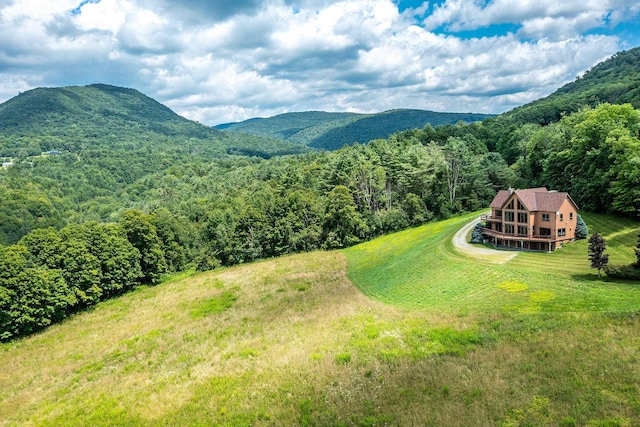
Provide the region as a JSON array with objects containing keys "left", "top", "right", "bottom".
[
  {"left": 0, "top": 84, "right": 305, "bottom": 158},
  {"left": 216, "top": 109, "right": 495, "bottom": 150},
  {"left": 503, "top": 46, "right": 640, "bottom": 125}
]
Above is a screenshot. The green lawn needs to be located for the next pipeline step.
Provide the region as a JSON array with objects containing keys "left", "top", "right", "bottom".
[{"left": 345, "top": 211, "right": 640, "bottom": 313}]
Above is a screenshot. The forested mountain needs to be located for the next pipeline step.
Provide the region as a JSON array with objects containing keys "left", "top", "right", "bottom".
[
  {"left": 0, "top": 84, "right": 305, "bottom": 158},
  {"left": 502, "top": 46, "right": 640, "bottom": 126},
  {"left": 217, "top": 109, "right": 495, "bottom": 150}
]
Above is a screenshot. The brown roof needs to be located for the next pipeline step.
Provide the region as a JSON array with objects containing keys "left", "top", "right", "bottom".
[
  {"left": 514, "top": 187, "right": 547, "bottom": 211},
  {"left": 489, "top": 187, "right": 578, "bottom": 212},
  {"left": 535, "top": 192, "right": 578, "bottom": 212},
  {"left": 490, "top": 190, "right": 511, "bottom": 208}
]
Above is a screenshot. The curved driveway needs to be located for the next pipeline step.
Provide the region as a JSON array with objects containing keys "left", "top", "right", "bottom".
[{"left": 451, "top": 217, "right": 518, "bottom": 264}]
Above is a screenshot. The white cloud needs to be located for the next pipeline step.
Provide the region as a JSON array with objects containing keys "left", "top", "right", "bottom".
[{"left": 0, "top": 0, "right": 636, "bottom": 124}]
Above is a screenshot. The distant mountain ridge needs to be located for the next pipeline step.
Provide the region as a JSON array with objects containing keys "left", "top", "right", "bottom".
[
  {"left": 0, "top": 84, "right": 304, "bottom": 158},
  {"left": 216, "top": 109, "right": 495, "bottom": 150}
]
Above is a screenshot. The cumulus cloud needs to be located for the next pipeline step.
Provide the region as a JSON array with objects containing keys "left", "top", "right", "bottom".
[{"left": 0, "top": 0, "right": 637, "bottom": 124}]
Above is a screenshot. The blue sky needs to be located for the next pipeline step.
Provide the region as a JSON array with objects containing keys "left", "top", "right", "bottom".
[{"left": 0, "top": 0, "right": 639, "bottom": 124}]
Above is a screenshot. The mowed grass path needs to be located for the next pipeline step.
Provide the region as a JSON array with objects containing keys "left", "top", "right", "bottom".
[{"left": 345, "top": 211, "right": 640, "bottom": 313}]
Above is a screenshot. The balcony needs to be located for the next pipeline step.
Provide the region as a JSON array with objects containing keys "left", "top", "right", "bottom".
[{"left": 481, "top": 227, "right": 555, "bottom": 242}]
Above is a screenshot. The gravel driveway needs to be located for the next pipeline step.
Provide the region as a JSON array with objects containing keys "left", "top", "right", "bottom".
[{"left": 451, "top": 217, "right": 518, "bottom": 264}]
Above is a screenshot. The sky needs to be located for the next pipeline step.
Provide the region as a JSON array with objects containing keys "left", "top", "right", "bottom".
[{"left": 1, "top": 1, "right": 639, "bottom": 125}]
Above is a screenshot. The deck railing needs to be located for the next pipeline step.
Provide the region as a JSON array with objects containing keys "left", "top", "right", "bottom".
[{"left": 481, "top": 227, "right": 555, "bottom": 241}]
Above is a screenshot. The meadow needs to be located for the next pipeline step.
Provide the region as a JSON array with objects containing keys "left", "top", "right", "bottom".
[{"left": 1, "top": 212, "right": 639, "bottom": 426}]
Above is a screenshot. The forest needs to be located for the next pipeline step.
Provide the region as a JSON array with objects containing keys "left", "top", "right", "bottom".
[{"left": 1, "top": 47, "right": 640, "bottom": 340}]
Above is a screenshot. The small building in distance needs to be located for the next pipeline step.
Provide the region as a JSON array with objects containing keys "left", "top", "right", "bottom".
[{"left": 481, "top": 187, "right": 579, "bottom": 252}]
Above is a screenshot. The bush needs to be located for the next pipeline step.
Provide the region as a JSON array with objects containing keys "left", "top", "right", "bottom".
[{"left": 604, "top": 265, "right": 640, "bottom": 280}]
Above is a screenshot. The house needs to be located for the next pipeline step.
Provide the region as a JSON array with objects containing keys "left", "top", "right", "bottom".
[{"left": 481, "top": 187, "right": 579, "bottom": 252}]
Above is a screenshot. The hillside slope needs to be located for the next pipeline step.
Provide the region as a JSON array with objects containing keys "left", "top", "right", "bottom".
[
  {"left": 2, "top": 214, "right": 639, "bottom": 425},
  {"left": 217, "top": 109, "right": 495, "bottom": 150},
  {"left": 0, "top": 84, "right": 305, "bottom": 158},
  {"left": 503, "top": 46, "right": 640, "bottom": 125}
]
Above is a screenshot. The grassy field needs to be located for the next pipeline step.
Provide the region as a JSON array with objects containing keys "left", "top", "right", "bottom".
[
  {"left": 346, "top": 211, "right": 640, "bottom": 313},
  {"left": 1, "top": 212, "right": 639, "bottom": 426}
]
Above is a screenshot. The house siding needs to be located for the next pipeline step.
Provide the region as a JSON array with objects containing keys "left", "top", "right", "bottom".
[{"left": 481, "top": 188, "right": 579, "bottom": 252}]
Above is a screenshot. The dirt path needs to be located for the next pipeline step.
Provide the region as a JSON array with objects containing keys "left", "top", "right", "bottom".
[{"left": 451, "top": 217, "right": 518, "bottom": 264}]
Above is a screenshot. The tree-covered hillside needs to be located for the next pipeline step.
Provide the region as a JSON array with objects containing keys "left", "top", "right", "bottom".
[
  {"left": 0, "top": 84, "right": 305, "bottom": 158},
  {"left": 218, "top": 109, "right": 495, "bottom": 150},
  {"left": 502, "top": 46, "right": 640, "bottom": 126}
]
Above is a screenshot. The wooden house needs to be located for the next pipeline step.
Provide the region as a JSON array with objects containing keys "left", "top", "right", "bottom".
[{"left": 481, "top": 187, "right": 579, "bottom": 251}]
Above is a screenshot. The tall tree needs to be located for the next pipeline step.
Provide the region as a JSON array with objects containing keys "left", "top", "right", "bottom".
[
  {"left": 120, "top": 210, "right": 167, "bottom": 284},
  {"left": 588, "top": 233, "right": 609, "bottom": 279}
]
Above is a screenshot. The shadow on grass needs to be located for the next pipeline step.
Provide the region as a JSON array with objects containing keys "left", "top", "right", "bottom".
[{"left": 571, "top": 273, "right": 640, "bottom": 286}]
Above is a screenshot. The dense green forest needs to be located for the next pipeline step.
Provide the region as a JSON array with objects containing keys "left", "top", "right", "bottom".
[
  {"left": 1, "top": 47, "right": 640, "bottom": 340},
  {"left": 217, "top": 109, "right": 495, "bottom": 150}
]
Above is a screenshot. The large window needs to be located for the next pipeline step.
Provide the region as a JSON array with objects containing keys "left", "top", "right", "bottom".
[
  {"left": 517, "top": 212, "right": 528, "bottom": 223},
  {"left": 517, "top": 226, "right": 528, "bottom": 236},
  {"left": 495, "top": 209, "right": 502, "bottom": 218},
  {"left": 506, "top": 200, "right": 514, "bottom": 209},
  {"left": 517, "top": 200, "right": 525, "bottom": 210},
  {"left": 542, "top": 213, "right": 550, "bottom": 222},
  {"left": 505, "top": 224, "right": 514, "bottom": 235},
  {"left": 504, "top": 211, "right": 514, "bottom": 222},
  {"left": 540, "top": 227, "right": 551, "bottom": 236},
  {"left": 495, "top": 223, "right": 502, "bottom": 232}
]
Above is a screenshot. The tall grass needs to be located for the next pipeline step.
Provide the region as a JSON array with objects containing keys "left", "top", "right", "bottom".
[{"left": 1, "top": 213, "right": 639, "bottom": 426}]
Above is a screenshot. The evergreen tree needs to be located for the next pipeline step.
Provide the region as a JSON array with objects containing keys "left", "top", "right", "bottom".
[
  {"left": 588, "top": 233, "right": 609, "bottom": 279},
  {"left": 575, "top": 214, "right": 589, "bottom": 239},
  {"left": 470, "top": 223, "right": 484, "bottom": 244}
]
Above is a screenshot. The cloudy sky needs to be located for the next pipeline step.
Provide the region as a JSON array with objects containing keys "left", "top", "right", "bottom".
[{"left": 1, "top": 1, "right": 639, "bottom": 125}]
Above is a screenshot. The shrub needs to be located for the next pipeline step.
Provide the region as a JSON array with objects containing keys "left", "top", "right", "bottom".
[{"left": 604, "top": 265, "right": 640, "bottom": 280}]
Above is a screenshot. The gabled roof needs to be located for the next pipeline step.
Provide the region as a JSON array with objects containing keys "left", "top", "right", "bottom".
[
  {"left": 489, "top": 190, "right": 511, "bottom": 209},
  {"left": 535, "top": 192, "right": 579, "bottom": 212},
  {"left": 490, "top": 187, "right": 579, "bottom": 212},
  {"left": 513, "top": 187, "right": 548, "bottom": 211}
]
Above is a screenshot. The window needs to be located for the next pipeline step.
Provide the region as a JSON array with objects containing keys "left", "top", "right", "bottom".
[
  {"left": 542, "top": 213, "right": 550, "bottom": 222},
  {"left": 505, "top": 224, "right": 514, "bottom": 235},
  {"left": 540, "top": 228, "right": 551, "bottom": 236},
  {"left": 517, "top": 212, "right": 528, "bottom": 223},
  {"left": 504, "top": 211, "right": 514, "bottom": 222},
  {"left": 517, "top": 200, "right": 525, "bottom": 210},
  {"left": 495, "top": 209, "right": 502, "bottom": 218},
  {"left": 558, "top": 228, "right": 566, "bottom": 237},
  {"left": 506, "top": 200, "right": 514, "bottom": 209},
  {"left": 517, "top": 226, "right": 528, "bottom": 236},
  {"left": 495, "top": 223, "right": 502, "bottom": 232},
  {"left": 560, "top": 213, "right": 564, "bottom": 221},
  {"left": 570, "top": 212, "right": 574, "bottom": 221}
]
